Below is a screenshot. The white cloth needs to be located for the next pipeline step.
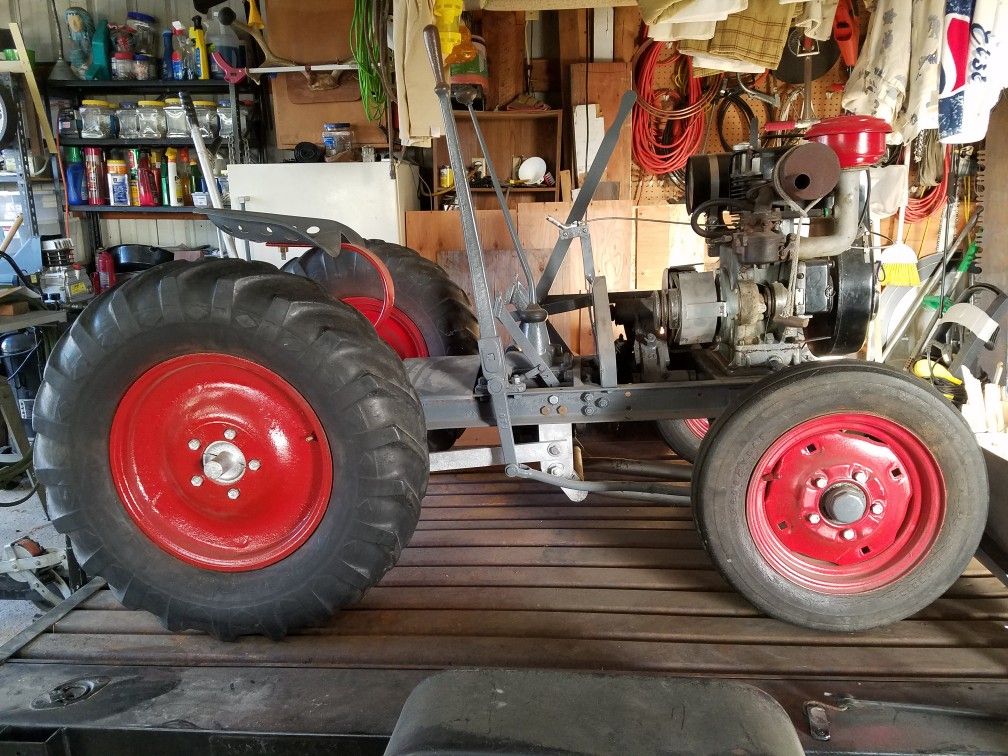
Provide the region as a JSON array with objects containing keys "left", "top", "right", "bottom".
[
  {"left": 867, "top": 163, "right": 910, "bottom": 219},
  {"left": 680, "top": 49, "right": 766, "bottom": 73},
  {"left": 893, "top": 0, "right": 943, "bottom": 142},
  {"left": 793, "top": 0, "right": 840, "bottom": 41},
  {"left": 648, "top": 20, "right": 716, "bottom": 41},
  {"left": 393, "top": 0, "right": 442, "bottom": 148},
  {"left": 651, "top": 0, "right": 745, "bottom": 25},
  {"left": 842, "top": 0, "right": 911, "bottom": 141}
]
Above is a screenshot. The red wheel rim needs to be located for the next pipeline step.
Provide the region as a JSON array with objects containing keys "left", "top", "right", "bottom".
[
  {"left": 685, "top": 417, "right": 710, "bottom": 439},
  {"left": 109, "top": 353, "right": 333, "bottom": 572},
  {"left": 342, "top": 296, "right": 429, "bottom": 359},
  {"left": 746, "top": 413, "right": 945, "bottom": 594}
]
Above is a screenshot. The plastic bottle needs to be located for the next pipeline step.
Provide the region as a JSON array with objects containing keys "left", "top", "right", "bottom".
[
  {"left": 178, "top": 148, "right": 191, "bottom": 204},
  {"left": 171, "top": 28, "right": 189, "bottom": 80},
  {"left": 166, "top": 148, "right": 180, "bottom": 206},
  {"left": 432, "top": 0, "right": 464, "bottom": 59},
  {"left": 64, "top": 147, "right": 86, "bottom": 206},
  {"left": 207, "top": 10, "right": 241, "bottom": 79},
  {"left": 189, "top": 16, "right": 209, "bottom": 80},
  {"left": 158, "top": 151, "right": 170, "bottom": 206},
  {"left": 189, "top": 157, "right": 206, "bottom": 193},
  {"left": 96, "top": 248, "right": 117, "bottom": 292},
  {"left": 161, "top": 29, "right": 173, "bottom": 79}
]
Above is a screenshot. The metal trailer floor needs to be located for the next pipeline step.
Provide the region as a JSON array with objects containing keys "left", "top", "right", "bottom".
[{"left": 1, "top": 429, "right": 1007, "bottom": 754}]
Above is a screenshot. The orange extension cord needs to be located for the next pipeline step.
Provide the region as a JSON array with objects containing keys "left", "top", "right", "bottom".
[
  {"left": 905, "top": 146, "right": 950, "bottom": 224},
  {"left": 632, "top": 40, "right": 721, "bottom": 175}
]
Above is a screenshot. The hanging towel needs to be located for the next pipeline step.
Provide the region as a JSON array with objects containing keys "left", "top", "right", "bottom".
[
  {"left": 648, "top": 20, "right": 717, "bottom": 41},
  {"left": 893, "top": 0, "right": 943, "bottom": 142},
  {"left": 841, "top": 0, "right": 911, "bottom": 133},
  {"left": 637, "top": 0, "right": 745, "bottom": 26},
  {"left": 393, "top": 0, "right": 442, "bottom": 148},
  {"left": 680, "top": 0, "right": 795, "bottom": 71},
  {"left": 794, "top": 0, "right": 841, "bottom": 41}
]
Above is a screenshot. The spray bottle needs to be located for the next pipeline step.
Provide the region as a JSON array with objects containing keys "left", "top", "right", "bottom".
[
  {"left": 166, "top": 148, "right": 181, "bottom": 206},
  {"left": 189, "top": 16, "right": 209, "bottom": 80}
]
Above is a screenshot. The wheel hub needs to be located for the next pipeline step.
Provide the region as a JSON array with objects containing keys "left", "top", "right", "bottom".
[
  {"left": 202, "top": 439, "right": 246, "bottom": 485},
  {"left": 819, "top": 483, "right": 867, "bottom": 525},
  {"left": 109, "top": 352, "right": 333, "bottom": 572}
]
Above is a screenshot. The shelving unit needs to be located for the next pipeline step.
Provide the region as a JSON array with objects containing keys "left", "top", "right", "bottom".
[
  {"left": 431, "top": 109, "right": 562, "bottom": 210},
  {"left": 46, "top": 78, "right": 262, "bottom": 244}
]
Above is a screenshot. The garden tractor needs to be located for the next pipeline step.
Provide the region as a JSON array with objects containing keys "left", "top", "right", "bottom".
[{"left": 32, "top": 28, "right": 988, "bottom": 639}]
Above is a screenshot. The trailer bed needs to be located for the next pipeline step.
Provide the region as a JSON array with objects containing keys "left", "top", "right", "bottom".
[{"left": 1, "top": 430, "right": 1007, "bottom": 752}]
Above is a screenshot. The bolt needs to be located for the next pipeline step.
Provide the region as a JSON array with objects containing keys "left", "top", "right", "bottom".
[
  {"left": 557, "top": 405, "right": 568, "bottom": 415},
  {"left": 540, "top": 406, "right": 552, "bottom": 415},
  {"left": 188, "top": 438, "right": 200, "bottom": 451},
  {"left": 596, "top": 397, "right": 609, "bottom": 408},
  {"left": 871, "top": 502, "right": 884, "bottom": 515},
  {"left": 224, "top": 428, "right": 237, "bottom": 441},
  {"left": 813, "top": 476, "right": 828, "bottom": 489},
  {"left": 306, "top": 434, "right": 316, "bottom": 442},
  {"left": 547, "top": 444, "right": 560, "bottom": 456},
  {"left": 191, "top": 475, "right": 203, "bottom": 487},
  {"left": 248, "top": 459, "right": 261, "bottom": 471},
  {"left": 842, "top": 528, "right": 856, "bottom": 541},
  {"left": 808, "top": 513, "right": 821, "bottom": 524},
  {"left": 582, "top": 405, "right": 596, "bottom": 416},
  {"left": 548, "top": 394, "right": 560, "bottom": 405},
  {"left": 581, "top": 392, "right": 595, "bottom": 402},
  {"left": 547, "top": 464, "right": 564, "bottom": 476},
  {"left": 853, "top": 470, "right": 868, "bottom": 484},
  {"left": 228, "top": 488, "right": 240, "bottom": 500}
]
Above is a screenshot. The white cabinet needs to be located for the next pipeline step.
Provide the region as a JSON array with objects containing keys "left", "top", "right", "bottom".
[{"left": 225, "top": 161, "right": 419, "bottom": 264}]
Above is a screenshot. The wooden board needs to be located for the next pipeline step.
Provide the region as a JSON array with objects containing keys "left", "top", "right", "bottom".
[
  {"left": 405, "top": 210, "right": 515, "bottom": 262},
  {"left": 634, "top": 203, "right": 706, "bottom": 289},
  {"left": 570, "top": 62, "right": 633, "bottom": 200},
  {"left": 480, "top": 11, "right": 527, "bottom": 110}
]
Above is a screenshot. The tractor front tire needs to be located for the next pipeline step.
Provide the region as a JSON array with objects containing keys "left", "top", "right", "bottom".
[{"left": 34, "top": 259, "right": 429, "bottom": 639}]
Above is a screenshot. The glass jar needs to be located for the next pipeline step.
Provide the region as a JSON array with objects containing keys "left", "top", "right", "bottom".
[
  {"left": 133, "top": 53, "right": 155, "bottom": 80},
  {"left": 322, "top": 122, "right": 353, "bottom": 160},
  {"left": 79, "top": 99, "right": 118, "bottom": 139},
  {"left": 126, "top": 11, "right": 157, "bottom": 55},
  {"left": 112, "top": 52, "right": 133, "bottom": 80},
  {"left": 136, "top": 100, "right": 166, "bottom": 138},
  {"left": 116, "top": 102, "right": 140, "bottom": 139},
  {"left": 192, "top": 99, "right": 220, "bottom": 139},
  {"left": 163, "top": 98, "right": 188, "bottom": 137}
]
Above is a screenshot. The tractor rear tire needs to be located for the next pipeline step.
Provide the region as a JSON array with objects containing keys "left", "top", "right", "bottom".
[
  {"left": 692, "top": 360, "right": 987, "bottom": 631},
  {"left": 34, "top": 259, "right": 429, "bottom": 639},
  {"left": 283, "top": 242, "right": 478, "bottom": 452}
]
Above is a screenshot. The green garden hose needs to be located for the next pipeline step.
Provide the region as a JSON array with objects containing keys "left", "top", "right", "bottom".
[{"left": 351, "top": 0, "right": 387, "bottom": 122}]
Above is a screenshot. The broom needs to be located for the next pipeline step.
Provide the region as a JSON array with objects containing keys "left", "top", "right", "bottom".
[{"left": 880, "top": 149, "right": 921, "bottom": 287}]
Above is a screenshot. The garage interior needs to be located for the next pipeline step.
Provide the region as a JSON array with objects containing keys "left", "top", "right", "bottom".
[{"left": 0, "top": 0, "right": 1006, "bottom": 753}]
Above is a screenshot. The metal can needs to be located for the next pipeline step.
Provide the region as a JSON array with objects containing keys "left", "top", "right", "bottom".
[
  {"left": 438, "top": 164, "right": 453, "bottom": 189},
  {"left": 83, "top": 147, "right": 106, "bottom": 205}
]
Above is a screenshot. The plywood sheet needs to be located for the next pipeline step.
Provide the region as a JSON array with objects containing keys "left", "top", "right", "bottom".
[
  {"left": 635, "top": 203, "right": 706, "bottom": 289},
  {"left": 405, "top": 210, "right": 516, "bottom": 262},
  {"left": 570, "top": 62, "right": 633, "bottom": 200}
]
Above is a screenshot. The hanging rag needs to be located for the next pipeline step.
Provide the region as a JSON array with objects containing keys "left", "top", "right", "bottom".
[
  {"left": 680, "top": 0, "right": 796, "bottom": 71},
  {"left": 892, "top": 0, "right": 943, "bottom": 143},
  {"left": 841, "top": 0, "right": 911, "bottom": 136},
  {"left": 648, "top": 20, "right": 717, "bottom": 41},
  {"left": 939, "top": 0, "right": 1008, "bottom": 143},
  {"left": 793, "top": 0, "right": 841, "bottom": 42},
  {"left": 393, "top": 0, "right": 442, "bottom": 148},
  {"left": 637, "top": 0, "right": 746, "bottom": 26}
]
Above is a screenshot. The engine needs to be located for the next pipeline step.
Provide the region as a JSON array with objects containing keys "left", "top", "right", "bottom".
[{"left": 617, "top": 126, "right": 877, "bottom": 374}]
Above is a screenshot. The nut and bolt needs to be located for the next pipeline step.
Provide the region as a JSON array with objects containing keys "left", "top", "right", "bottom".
[
  {"left": 191, "top": 475, "right": 203, "bottom": 487},
  {"left": 871, "top": 502, "right": 884, "bottom": 515},
  {"left": 547, "top": 394, "right": 560, "bottom": 405},
  {"left": 813, "top": 476, "right": 828, "bottom": 489},
  {"left": 227, "top": 488, "right": 240, "bottom": 500},
  {"left": 188, "top": 439, "right": 200, "bottom": 451},
  {"left": 224, "top": 428, "right": 237, "bottom": 441},
  {"left": 547, "top": 464, "right": 564, "bottom": 476},
  {"left": 807, "top": 513, "right": 821, "bottom": 524},
  {"left": 581, "top": 392, "right": 595, "bottom": 402},
  {"left": 853, "top": 470, "right": 868, "bottom": 484},
  {"left": 582, "top": 405, "right": 596, "bottom": 416},
  {"left": 596, "top": 397, "right": 609, "bottom": 408},
  {"left": 248, "top": 459, "right": 261, "bottom": 471},
  {"left": 842, "top": 528, "right": 856, "bottom": 541},
  {"left": 547, "top": 444, "right": 561, "bottom": 456}
]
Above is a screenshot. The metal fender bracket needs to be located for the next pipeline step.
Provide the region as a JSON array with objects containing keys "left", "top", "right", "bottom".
[{"left": 202, "top": 208, "right": 370, "bottom": 258}]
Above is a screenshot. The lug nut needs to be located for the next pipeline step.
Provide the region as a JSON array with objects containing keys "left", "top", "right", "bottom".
[
  {"left": 581, "top": 392, "right": 595, "bottom": 402},
  {"left": 871, "top": 502, "right": 884, "bottom": 515},
  {"left": 547, "top": 464, "right": 564, "bottom": 476},
  {"left": 547, "top": 445, "right": 560, "bottom": 456},
  {"left": 248, "top": 459, "right": 261, "bottom": 471},
  {"left": 596, "top": 397, "right": 609, "bottom": 408},
  {"left": 807, "top": 513, "right": 821, "bottom": 525},
  {"left": 842, "top": 528, "right": 856, "bottom": 541},
  {"left": 582, "top": 405, "right": 596, "bottom": 416},
  {"left": 853, "top": 471, "right": 868, "bottom": 484},
  {"left": 191, "top": 475, "right": 203, "bottom": 487},
  {"left": 547, "top": 394, "right": 560, "bottom": 405},
  {"left": 227, "top": 488, "right": 240, "bottom": 500},
  {"left": 188, "top": 438, "right": 200, "bottom": 450},
  {"left": 813, "top": 476, "right": 828, "bottom": 489},
  {"left": 224, "top": 428, "right": 237, "bottom": 441}
]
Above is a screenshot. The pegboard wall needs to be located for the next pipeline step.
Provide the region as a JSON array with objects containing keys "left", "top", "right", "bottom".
[{"left": 633, "top": 58, "right": 849, "bottom": 205}]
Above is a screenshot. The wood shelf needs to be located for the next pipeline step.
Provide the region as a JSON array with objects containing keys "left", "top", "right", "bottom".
[
  {"left": 60, "top": 137, "right": 197, "bottom": 149},
  {"left": 432, "top": 110, "right": 562, "bottom": 210}
]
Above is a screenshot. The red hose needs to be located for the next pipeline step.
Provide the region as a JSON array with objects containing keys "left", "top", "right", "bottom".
[
  {"left": 905, "top": 146, "right": 950, "bottom": 224},
  {"left": 340, "top": 241, "right": 395, "bottom": 327},
  {"left": 632, "top": 41, "right": 713, "bottom": 175}
]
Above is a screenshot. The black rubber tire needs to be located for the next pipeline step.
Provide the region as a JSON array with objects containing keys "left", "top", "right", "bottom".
[
  {"left": 655, "top": 419, "right": 707, "bottom": 462},
  {"left": 33, "top": 259, "right": 429, "bottom": 639},
  {"left": 283, "top": 242, "right": 478, "bottom": 452},
  {"left": 692, "top": 360, "right": 988, "bottom": 631}
]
